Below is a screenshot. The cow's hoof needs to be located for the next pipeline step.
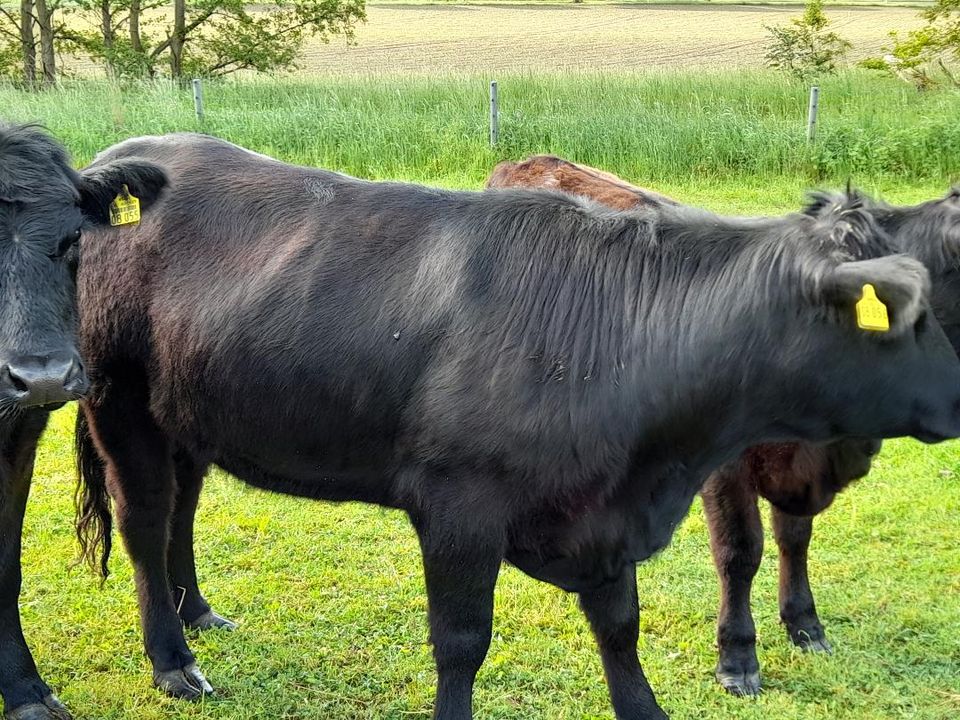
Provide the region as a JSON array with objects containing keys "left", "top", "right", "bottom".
[
  {"left": 716, "top": 669, "right": 762, "bottom": 697},
  {"left": 186, "top": 610, "right": 238, "bottom": 632},
  {"left": 795, "top": 634, "right": 833, "bottom": 654},
  {"left": 153, "top": 663, "right": 214, "bottom": 700},
  {"left": 5, "top": 695, "right": 73, "bottom": 720},
  {"left": 786, "top": 624, "right": 832, "bottom": 654}
]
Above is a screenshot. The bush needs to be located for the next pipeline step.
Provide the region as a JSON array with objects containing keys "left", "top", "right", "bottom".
[
  {"left": 862, "top": 0, "right": 960, "bottom": 89},
  {"left": 764, "top": 0, "right": 851, "bottom": 81}
]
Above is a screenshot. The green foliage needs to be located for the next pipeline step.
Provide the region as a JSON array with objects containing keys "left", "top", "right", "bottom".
[
  {"left": 764, "top": 0, "right": 851, "bottom": 81},
  {"left": 2, "top": 71, "right": 958, "bottom": 188},
  {"left": 862, "top": 0, "right": 960, "bottom": 89},
  {"left": 62, "top": 0, "right": 365, "bottom": 80},
  {"left": 0, "top": 35, "right": 21, "bottom": 83},
  {"left": 0, "top": 5, "right": 26, "bottom": 84}
]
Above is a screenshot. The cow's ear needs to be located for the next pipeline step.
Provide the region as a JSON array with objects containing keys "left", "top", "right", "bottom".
[
  {"left": 78, "top": 158, "right": 167, "bottom": 225},
  {"left": 820, "top": 255, "right": 930, "bottom": 337},
  {"left": 802, "top": 190, "right": 840, "bottom": 217}
]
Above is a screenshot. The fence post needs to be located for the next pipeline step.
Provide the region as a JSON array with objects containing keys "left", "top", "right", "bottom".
[
  {"left": 489, "top": 80, "right": 499, "bottom": 147},
  {"left": 806, "top": 85, "right": 819, "bottom": 143},
  {"left": 192, "top": 78, "right": 204, "bottom": 122}
]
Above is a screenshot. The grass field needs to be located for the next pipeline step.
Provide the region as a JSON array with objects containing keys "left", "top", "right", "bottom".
[
  {"left": 2, "top": 71, "right": 959, "bottom": 201},
  {"left": 21, "top": 397, "right": 960, "bottom": 719},
  {"left": 3, "top": 4, "right": 960, "bottom": 716}
]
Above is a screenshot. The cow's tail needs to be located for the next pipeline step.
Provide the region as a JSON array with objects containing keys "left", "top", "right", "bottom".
[{"left": 75, "top": 408, "right": 113, "bottom": 580}]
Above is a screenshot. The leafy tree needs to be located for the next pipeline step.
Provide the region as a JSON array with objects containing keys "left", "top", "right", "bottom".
[
  {"left": 862, "top": 0, "right": 960, "bottom": 89},
  {"left": 764, "top": 0, "right": 851, "bottom": 80},
  {"left": 2, "top": 0, "right": 365, "bottom": 85},
  {"left": 0, "top": 0, "right": 62, "bottom": 87},
  {"left": 68, "top": 0, "right": 366, "bottom": 80}
]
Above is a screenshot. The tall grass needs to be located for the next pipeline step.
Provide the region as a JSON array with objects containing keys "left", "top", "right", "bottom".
[{"left": 2, "top": 70, "right": 958, "bottom": 192}]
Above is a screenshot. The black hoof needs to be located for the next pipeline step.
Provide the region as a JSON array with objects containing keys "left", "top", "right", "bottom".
[
  {"left": 793, "top": 632, "right": 833, "bottom": 654},
  {"left": 5, "top": 695, "right": 72, "bottom": 720},
  {"left": 786, "top": 621, "right": 832, "bottom": 653},
  {"left": 153, "top": 663, "right": 214, "bottom": 700},
  {"left": 186, "top": 610, "right": 238, "bottom": 632},
  {"left": 716, "top": 669, "right": 762, "bottom": 697}
]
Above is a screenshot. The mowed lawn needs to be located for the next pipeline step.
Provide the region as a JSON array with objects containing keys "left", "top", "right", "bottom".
[{"left": 23, "top": 394, "right": 960, "bottom": 719}]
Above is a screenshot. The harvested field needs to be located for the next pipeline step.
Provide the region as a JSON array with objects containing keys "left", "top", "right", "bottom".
[{"left": 299, "top": 3, "right": 925, "bottom": 75}]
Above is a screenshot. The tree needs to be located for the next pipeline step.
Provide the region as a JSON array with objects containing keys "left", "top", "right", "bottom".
[
  {"left": 67, "top": 0, "right": 366, "bottom": 80},
  {"left": 764, "top": 0, "right": 851, "bottom": 80},
  {"left": 0, "top": 0, "right": 60, "bottom": 86},
  {"left": 861, "top": 0, "right": 960, "bottom": 88}
]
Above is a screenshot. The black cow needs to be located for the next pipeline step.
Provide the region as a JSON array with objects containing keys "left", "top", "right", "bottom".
[
  {"left": 73, "top": 134, "right": 960, "bottom": 720},
  {"left": 484, "top": 156, "right": 960, "bottom": 697},
  {"left": 705, "top": 187, "right": 960, "bottom": 696},
  {"left": 0, "top": 123, "right": 166, "bottom": 720}
]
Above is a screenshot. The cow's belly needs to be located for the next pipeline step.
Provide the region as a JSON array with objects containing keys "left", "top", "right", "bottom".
[{"left": 507, "top": 463, "right": 705, "bottom": 593}]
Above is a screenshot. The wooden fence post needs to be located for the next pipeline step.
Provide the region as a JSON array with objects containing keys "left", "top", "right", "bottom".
[
  {"left": 489, "top": 80, "right": 499, "bottom": 147},
  {"left": 192, "top": 78, "right": 204, "bottom": 122},
  {"left": 806, "top": 85, "right": 819, "bottom": 143}
]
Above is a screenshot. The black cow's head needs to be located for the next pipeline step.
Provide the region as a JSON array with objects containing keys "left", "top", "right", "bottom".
[
  {"left": 0, "top": 124, "right": 166, "bottom": 413},
  {"left": 764, "top": 197, "right": 960, "bottom": 444}
]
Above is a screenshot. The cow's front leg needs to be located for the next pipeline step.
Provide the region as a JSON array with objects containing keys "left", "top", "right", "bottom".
[
  {"left": 82, "top": 396, "right": 211, "bottom": 701},
  {"left": 701, "top": 468, "right": 764, "bottom": 696},
  {"left": 771, "top": 508, "right": 831, "bottom": 653},
  {"left": 411, "top": 500, "right": 503, "bottom": 720},
  {"left": 1, "top": 427, "right": 71, "bottom": 720},
  {"left": 579, "top": 563, "right": 667, "bottom": 720},
  {"left": 168, "top": 450, "right": 235, "bottom": 632}
]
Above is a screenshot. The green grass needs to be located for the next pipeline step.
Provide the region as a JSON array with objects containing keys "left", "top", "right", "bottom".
[
  {"left": 1, "top": 71, "right": 959, "bottom": 205},
  {"left": 23, "top": 402, "right": 960, "bottom": 719},
  {"left": 4, "top": 70, "right": 960, "bottom": 718}
]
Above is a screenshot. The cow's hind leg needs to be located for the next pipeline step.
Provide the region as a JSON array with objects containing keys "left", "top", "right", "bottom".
[
  {"left": 83, "top": 392, "right": 212, "bottom": 700},
  {"left": 701, "top": 468, "right": 764, "bottom": 696},
  {"left": 771, "top": 509, "right": 831, "bottom": 653},
  {"left": 579, "top": 564, "right": 667, "bottom": 720},
  {"left": 1, "top": 429, "right": 71, "bottom": 720},
  {"left": 410, "top": 497, "right": 503, "bottom": 720},
  {"left": 168, "top": 450, "right": 236, "bottom": 632}
]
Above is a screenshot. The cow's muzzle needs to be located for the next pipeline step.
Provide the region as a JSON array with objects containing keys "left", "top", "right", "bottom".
[{"left": 0, "top": 351, "right": 89, "bottom": 408}]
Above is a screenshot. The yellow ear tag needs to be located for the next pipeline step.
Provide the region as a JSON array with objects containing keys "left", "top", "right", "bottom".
[
  {"left": 109, "top": 185, "right": 141, "bottom": 226},
  {"left": 856, "top": 283, "right": 890, "bottom": 332}
]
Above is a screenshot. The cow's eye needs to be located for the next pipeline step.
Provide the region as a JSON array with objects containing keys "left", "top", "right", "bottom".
[{"left": 49, "top": 229, "right": 82, "bottom": 259}]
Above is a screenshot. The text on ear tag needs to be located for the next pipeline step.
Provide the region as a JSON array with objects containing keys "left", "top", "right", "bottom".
[
  {"left": 109, "top": 185, "right": 141, "bottom": 226},
  {"left": 856, "top": 283, "right": 890, "bottom": 332}
]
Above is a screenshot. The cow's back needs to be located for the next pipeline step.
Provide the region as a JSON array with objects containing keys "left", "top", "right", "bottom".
[
  {"left": 78, "top": 136, "right": 649, "bottom": 494},
  {"left": 486, "top": 155, "right": 676, "bottom": 210}
]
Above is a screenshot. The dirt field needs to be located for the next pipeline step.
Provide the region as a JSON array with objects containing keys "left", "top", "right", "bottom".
[{"left": 299, "top": 3, "right": 925, "bottom": 75}]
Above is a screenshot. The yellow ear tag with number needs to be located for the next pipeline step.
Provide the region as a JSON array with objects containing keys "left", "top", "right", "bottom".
[
  {"left": 109, "top": 185, "right": 141, "bottom": 226},
  {"left": 856, "top": 283, "right": 890, "bottom": 332}
]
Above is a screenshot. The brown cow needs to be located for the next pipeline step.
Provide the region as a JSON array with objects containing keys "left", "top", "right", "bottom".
[
  {"left": 484, "top": 155, "right": 960, "bottom": 697},
  {"left": 486, "top": 155, "right": 678, "bottom": 209}
]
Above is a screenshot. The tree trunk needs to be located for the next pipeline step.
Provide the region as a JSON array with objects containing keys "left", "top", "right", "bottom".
[
  {"left": 130, "top": 0, "right": 142, "bottom": 53},
  {"left": 19, "top": 0, "right": 36, "bottom": 88},
  {"left": 100, "top": 0, "right": 113, "bottom": 50},
  {"left": 169, "top": 0, "right": 185, "bottom": 80},
  {"left": 34, "top": 0, "right": 55, "bottom": 86}
]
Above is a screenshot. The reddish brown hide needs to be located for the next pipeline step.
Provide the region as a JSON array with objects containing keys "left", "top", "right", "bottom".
[{"left": 486, "top": 155, "right": 678, "bottom": 210}]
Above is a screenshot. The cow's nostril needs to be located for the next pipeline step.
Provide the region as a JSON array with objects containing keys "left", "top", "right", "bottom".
[
  {"left": 2, "top": 353, "right": 84, "bottom": 407},
  {"left": 7, "top": 368, "right": 29, "bottom": 393}
]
